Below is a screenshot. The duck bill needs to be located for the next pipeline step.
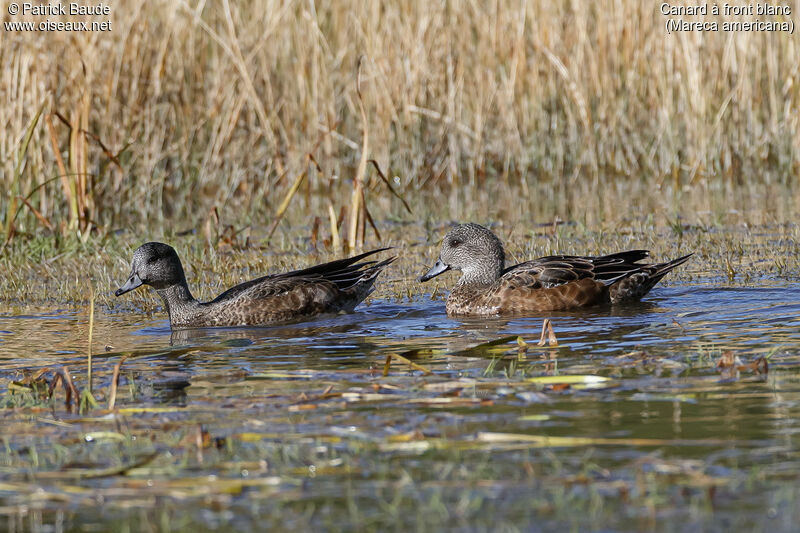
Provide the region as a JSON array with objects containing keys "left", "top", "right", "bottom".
[
  {"left": 418, "top": 259, "right": 450, "bottom": 282},
  {"left": 115, "top": 272, "right": 143, "bottom": 296}
]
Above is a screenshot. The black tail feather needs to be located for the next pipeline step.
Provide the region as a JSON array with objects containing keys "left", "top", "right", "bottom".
[
  {"left": 645, "top": 253, "right": 693, "bottom": 286},
  {"left": 609, "top": 252, "right": 692, "bottom": 303},
  {"left": 277, "top": 247, "right": 393, "bottom": 280},
  {"left": 328, "top": 256, "right": 396, "bottom": 290}
]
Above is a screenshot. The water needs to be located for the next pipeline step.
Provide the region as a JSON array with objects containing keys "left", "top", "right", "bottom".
[{"left": 1, "top": 280, "right": 800, "bottom": 531}]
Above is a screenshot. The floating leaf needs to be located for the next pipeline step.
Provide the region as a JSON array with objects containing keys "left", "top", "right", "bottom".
[
  {"left": 249, "top": 372, "right": 314, "bottom": 379},
  {"left": 528, "top": 375, "right": 609, "bottom": 384},
  {"left": 116, "top": 407, "right": 188, "bottom": 414},
  {"left": 454, "top": 336, "right": 519, "bottom": 358},
  {"left": 399, "top": 348, "right": 443, "bottom": 359},
  {"left": 82, "top": 431, "right": 127, "bottom": 442},
  {"left": 476, "top": 432, "right": 669, "bottom": 447},
  {"left": 378, "top": 441, "right": 432, "bottom": 453},
  {"left": 518, "top": 414, "right": 551, "bottom": 421},
  {"left": 526, "top": 375, "right": 612, "bottom": 390},
  {"left": 630, "top": 393, "right": 699, "bottom": 403},
  {"left": 383, "top": 352, "right": 432, "bottom": 375}
]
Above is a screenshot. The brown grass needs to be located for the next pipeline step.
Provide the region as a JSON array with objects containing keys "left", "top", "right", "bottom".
[{"left": 1, "top": 1, "right": 799, "bottom": 243}]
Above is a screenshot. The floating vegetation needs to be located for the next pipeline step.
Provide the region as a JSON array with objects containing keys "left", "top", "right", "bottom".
[{"left": 1, "top": 290, "right": 800, "bottom": 530}]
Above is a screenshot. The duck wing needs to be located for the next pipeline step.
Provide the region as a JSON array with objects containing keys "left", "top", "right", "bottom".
[
  {"left": 503, "top": 249, "right": 690, "bottom": 303},
  {"left": 501, "top": 251, "right": 651, "bottom": 289},
  {"left": 466, "top": 257, "right": 611, "bottom": 314},
  {"left": 209, "top": 248, "right": 393, "bottom": 304}
]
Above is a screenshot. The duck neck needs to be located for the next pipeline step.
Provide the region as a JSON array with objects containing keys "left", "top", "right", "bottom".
[
  {"left": 155, "top": 282, "right": 199, "bottom": 326},
  {"left": 457, "top": 263, "right": 502, "bottom": 288}
]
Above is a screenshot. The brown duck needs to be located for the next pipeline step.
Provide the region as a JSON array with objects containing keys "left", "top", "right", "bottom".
[
  {"left": 115, "top": 242, "right": 394, "bottom": 328},
  {"left": 419, "top": 223, "right": 691, "bottom": 316}
]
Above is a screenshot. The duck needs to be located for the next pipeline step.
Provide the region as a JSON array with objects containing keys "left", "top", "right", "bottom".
[
  {"left": 418, "top": 223, "right": 691, "bottom": 316},
  {"left": 115, "top": 242, "right": 394, "bottom": 328}
]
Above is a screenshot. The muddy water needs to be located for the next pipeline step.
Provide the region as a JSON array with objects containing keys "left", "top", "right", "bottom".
[{"left": 1, "top": 279, "right": 799, "bottom": 531}]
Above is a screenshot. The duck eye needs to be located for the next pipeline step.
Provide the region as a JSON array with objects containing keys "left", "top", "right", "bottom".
[
  {"left": 450, "top": 239, "right": 462, "bottom": 247},
  {"left": 147, "top": 256, "right": 158, "bottom": 264}
]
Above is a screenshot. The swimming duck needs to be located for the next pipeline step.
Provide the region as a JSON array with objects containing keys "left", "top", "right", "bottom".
[
  {"left": 419, "top": 223, "right": 691, "bottom": 316},
  {"left": 115, "top": 242, "right": 394, "bottom": 328}
]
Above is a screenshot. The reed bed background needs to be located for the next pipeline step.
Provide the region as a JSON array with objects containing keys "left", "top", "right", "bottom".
[{"left": 1, "top": 0, "right": 799, "bottom": 247}]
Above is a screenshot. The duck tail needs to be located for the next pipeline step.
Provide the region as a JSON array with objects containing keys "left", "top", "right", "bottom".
[
  {"left": 360, "top": 256, "right": 396, "bottom": 282},
  {"left": 596, "top": 249, "right": 651, "bottom": 264},
  {"left": 609, "top": 253, "right": 692, "bottom": 303},
  {"left": 598, "top": 269, "right": 642, "bottom": 287},
  {"left": 646, "top": 253, "right": 693, "bottom": 286},
  {"left": 323, "top": 255, "right": 395, "bottom": 289},
  {"left": 282, "top": 247, "right": 393, "bottom": 280},
  {"left": 340, "top": 255, "right": 396, "bottom": 310}
]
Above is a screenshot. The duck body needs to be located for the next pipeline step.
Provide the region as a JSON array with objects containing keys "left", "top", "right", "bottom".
[
  {"left": 116, "top": 243, "right": 394, "bottom": 328},
  {"left": 420, "top": 223, "right": 691, "bottom": 317}
]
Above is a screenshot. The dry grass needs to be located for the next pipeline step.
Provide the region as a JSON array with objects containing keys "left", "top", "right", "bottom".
[
  {"left": 1, "top": 1, "right": 799, "bottom": 243},
  {"left": 0, "top": 214, "right": 797, "bottom": 308}
]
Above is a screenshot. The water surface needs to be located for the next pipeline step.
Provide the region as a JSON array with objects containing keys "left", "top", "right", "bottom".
[{"left": 1, "top": 280, "right": 799, "bottom": 531}]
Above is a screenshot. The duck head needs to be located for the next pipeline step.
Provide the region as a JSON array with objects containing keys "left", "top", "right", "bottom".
[
  {"left": 419, "top": 223, "right": 505, "bottom": 286},
  {"left": 115, "top": 242, "right": 187, "bottom": 296}
]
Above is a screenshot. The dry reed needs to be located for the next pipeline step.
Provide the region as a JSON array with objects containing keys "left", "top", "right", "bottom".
[{"left": 1, "top": 1, "right": 798, "bottom": 244}]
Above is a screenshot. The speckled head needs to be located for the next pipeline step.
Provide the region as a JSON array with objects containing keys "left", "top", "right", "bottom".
[
  {"left": 115, "top": 242, "right": 187, "bottom": 296},
  {"left": 419, "top": 223, "right": 505, "bottom": 286}
]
